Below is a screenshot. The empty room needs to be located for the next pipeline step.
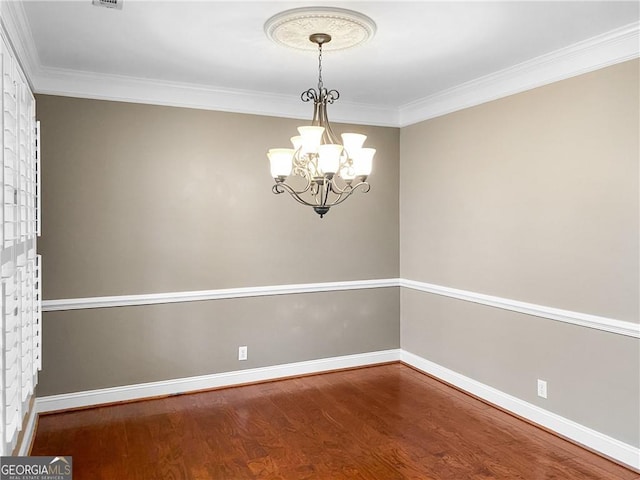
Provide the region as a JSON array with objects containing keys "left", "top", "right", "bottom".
[{"left": 0, "top": 1, "right": 638, "bottom": 479}]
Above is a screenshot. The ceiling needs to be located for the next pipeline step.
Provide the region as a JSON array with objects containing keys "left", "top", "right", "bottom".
[{"left": 2, "top": 1, "right": 639, "bottom": 126}]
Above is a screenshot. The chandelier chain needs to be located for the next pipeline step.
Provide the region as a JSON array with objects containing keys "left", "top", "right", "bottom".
[{"left": 317, "top": 42, "right": 324, "bottom": 92}]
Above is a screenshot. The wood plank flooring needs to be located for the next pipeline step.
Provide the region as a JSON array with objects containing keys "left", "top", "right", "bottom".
[{"left": 31, "top": 363, "right": 638, "bottom": 479}]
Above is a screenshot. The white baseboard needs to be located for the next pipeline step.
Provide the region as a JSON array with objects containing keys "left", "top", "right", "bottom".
[
  {"left": 400, "top": 350, "right": 640, "bottom": 471},
  {"left": 36, "top": 349, "right": 402, "bottom": 413},
  {"left": 34, "top": 348, "right": 638, "bottom": 471}
]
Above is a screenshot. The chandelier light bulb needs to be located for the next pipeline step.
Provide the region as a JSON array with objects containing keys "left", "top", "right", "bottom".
[
  {"left": 317, "top": 144, "right": 343, "bottom": 175},
  {"left": 290, "top": 135, "right": 304, "bottom": 152},
  {"left": 341, "top": 133, "right": 367, "bottom": 157},
  {"left": 352, "top": 147, "right": 375, "bottom": 177},
  {"left": 297, "top": 126, "right": 325, "bottom": 152},
  {"left": 268, "top": 148, "right": 294, "bottom": 179}
]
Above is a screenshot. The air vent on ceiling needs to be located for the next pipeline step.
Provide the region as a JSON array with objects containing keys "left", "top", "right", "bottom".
[{"left": 92, "top": 0, "right": 123, "bottom": 10}]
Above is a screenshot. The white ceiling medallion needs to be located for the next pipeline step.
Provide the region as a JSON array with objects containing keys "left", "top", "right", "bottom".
[{"left": 264, "top": 7, "right": 376, "bottom": 51}]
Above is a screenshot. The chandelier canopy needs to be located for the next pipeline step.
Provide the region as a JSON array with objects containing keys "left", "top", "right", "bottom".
[{"left": 266, "top": 13, "right": 376, "bottom": 218}]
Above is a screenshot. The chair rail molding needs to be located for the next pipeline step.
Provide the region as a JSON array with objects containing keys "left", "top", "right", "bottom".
[
  {"left": 399, "top": 279, "right": 639, "bottom": 339},
  {"left": 42, "top": 278, "right": 639, "bottom": 339},
  {"left": 41, "top": 279, "right": 400, "bottom": 311}
]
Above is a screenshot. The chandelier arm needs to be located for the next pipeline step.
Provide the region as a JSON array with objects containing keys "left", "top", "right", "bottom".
[
  {"left": 272, "top": 179, "right": 371, "bottom": 211},
  {"left": 352, "top": 180, "right": 371, "bottom": 194},
  {"left": 328, "top": 179, "right": 353, "bottom": 195},
  {"left": 273, "top": 177, "right": 313, "bottom": 196},
  {"left": 273, "top": 181, "right": 320, "bottom": 208},
  {"left": 326, "top": 180, "right": 349, "bottom": 205},
  {"left": 324, "top": 181, "right": 371, "bottom": 207},
  {"left": 329, "top": 156, "right": 354, "bottom": 193}
]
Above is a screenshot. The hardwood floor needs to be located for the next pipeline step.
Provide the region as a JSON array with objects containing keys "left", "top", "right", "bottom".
[{"left": 31, "top": 363, "right": 638, "bottom": 479}]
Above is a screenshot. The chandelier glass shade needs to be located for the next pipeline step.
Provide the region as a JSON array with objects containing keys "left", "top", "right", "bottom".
[{"left": 268, "top": 33, "right": 375, "bottom": 218}]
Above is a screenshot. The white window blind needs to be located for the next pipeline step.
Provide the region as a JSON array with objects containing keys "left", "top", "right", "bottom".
[{"left": 1, "top": 31, "right": 42, "bottom": 456}]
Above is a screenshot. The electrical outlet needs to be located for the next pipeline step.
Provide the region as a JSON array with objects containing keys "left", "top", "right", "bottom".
[
  {"left": 537, "top": 379, "right": 547, "bottom": 399},
  {"left": 238, "top": 345, "right": 248, "bottom": 361}
]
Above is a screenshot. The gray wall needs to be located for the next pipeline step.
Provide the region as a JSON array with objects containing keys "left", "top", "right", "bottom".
[
  {"left": 35, "top": 95, "right": 400, "bottom": 396},
  {"left": 400, "top": 60, "right": 639, "bottom": 446},
  {"left": 37, "top": 97, "right": 399, "bottom": 298},
  {"left": 41, "top": 289, "right": 400, "bottom": 394},
  {"left": 36, "top": 60, "right": 639, "bottom": 449}
]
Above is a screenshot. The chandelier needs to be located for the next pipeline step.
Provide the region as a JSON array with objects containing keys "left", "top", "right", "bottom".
[{"left": 267, "top": 32, "right": 376, "bottom": 218}]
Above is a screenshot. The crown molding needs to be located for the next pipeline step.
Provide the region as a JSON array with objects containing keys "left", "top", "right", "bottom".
[
  {"left": 399, "top": 21, "right": 640, "bottom": 126},
  {"left": 0, "top": 0, "right": 398, "bottom": 127},
  {"left": 1, "top": 3, "right": 637, "bottom": 128},
  {"left": 30, "top": 65, "right": 401, "bottom": 127},
  {"left": 0, "top": 0, "right": 40, "bottom": 89}
]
